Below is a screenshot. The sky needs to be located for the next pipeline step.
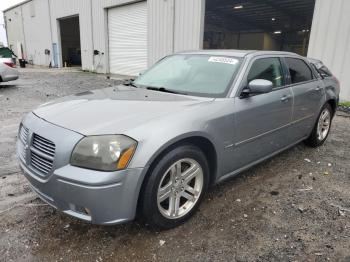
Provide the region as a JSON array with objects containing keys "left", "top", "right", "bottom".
[{"left": 0, "top": 0, "right": 24, "bottom": 46}]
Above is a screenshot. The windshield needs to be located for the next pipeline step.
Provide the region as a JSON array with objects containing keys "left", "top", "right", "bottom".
[{"left": 133, "top": 54, "right": 242, "bottom": 97}]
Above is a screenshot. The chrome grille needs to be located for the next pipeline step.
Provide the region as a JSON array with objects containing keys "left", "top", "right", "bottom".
[
  {"left": 19, "top": 125, "right": 29, "bottom": 144},
  {"left": 32, "top": 134, "right": 55, "bottom": 158},
  {"left": 30, "top": 151, "right": 54, "bottom": 175},
  {"left": 30, "top": 134, "right": 55, "bottom": 175},
  {"left": 19, "top": 125, "right": 29, "bottom": 160}
]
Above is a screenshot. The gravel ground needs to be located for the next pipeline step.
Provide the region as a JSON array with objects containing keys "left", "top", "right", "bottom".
[{"left": 0, "top": 69, "right": 349, "bottom": 262}]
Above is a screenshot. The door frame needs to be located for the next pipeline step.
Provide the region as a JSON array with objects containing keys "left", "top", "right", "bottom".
[{"left": 57, "top": 14, "right": 81, "bottom": 68}]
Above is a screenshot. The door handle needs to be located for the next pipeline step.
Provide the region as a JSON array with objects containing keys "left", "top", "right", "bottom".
[
  {"left": 281, "top": 95, "right": 291, "bottom": 102},
  {"left": 315, "top": 86, "right": 322, "bottom": 91}
]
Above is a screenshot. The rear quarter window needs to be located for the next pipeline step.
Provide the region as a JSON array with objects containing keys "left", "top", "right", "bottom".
[
  {"left": 318, "top": 65, "right": 333, "bottom": 77},
  {"left": 285, "top": 58, "right": 314, "bottom": 84}
]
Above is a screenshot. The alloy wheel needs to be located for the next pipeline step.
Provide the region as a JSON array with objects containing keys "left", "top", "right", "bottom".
[
  {"left": 317, "top": 108, "right": 331, "bottom": 141},
  {"left": 157, "top": 158, "right": 204, "bottom": 219}
]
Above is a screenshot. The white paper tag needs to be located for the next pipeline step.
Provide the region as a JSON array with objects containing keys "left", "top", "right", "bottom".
[{"left": 208, "top": 56, "right": 239, "bottom": 65}]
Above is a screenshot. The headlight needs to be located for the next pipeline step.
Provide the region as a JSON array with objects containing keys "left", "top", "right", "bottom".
[{"left": 70, "top": 135, "right": 137, "bottom": 171}]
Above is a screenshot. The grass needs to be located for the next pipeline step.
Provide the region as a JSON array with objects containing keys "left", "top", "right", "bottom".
[{"left": 339, "top": 101, "right": 350, "bottom": 107}]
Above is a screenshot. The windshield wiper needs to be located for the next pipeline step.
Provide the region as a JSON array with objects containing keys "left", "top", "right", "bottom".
[
  {"left": 146, "top": 86, "right": 187, "bottom": 95},
  {"left": 123, "top": 79, "right": 138, "bottom": 88}
]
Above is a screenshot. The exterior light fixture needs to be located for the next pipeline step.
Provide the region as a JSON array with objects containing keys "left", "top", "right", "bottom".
[{"left": 274, "top": 31, "right": 282, "bottom": 34}]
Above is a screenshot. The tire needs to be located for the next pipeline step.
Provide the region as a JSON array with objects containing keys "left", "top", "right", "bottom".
[
  {"left": 305, "top": 103, "right": 333, "bottom": 147},
  {"left": 139, "top": 144, "right": 209, "bottom": 230}
]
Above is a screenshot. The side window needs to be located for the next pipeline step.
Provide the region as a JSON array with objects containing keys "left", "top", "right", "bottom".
[
  {"left": 247, "top": 58, "right": 284, "bottom": 89},
  {"left": 310, "top": 64, "right": 322, "bottom": 79},
  {"left": 285, "top": 58, "right": 314, "bottom": 84}
]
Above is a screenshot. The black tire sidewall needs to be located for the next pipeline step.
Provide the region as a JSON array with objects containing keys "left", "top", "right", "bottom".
[
  {"left": 141, "top": 144, "right": 209, "bottom": 230},
  {"left": 306, "top": 103, "right": 333, "bottom": 147}
]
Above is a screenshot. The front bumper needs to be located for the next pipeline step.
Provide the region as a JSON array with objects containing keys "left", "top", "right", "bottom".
[
  {"left": 17, "top": 113, "right": 148, "bottom": 225},
  {"left": 19, "top": 161, "right": 146, "bottom": 225}
]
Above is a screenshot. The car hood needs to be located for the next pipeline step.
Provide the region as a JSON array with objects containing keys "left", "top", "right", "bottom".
[{"left": 33, "top": 85, "right": 213, "bottom": 135}]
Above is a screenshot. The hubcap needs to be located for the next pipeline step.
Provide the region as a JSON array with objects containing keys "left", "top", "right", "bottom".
[
  {"left": 317, "top": 108, "right": 331, "bottom": 141},
  {"left": 157, "top": 158, "right": 204, "bottom": 219}
]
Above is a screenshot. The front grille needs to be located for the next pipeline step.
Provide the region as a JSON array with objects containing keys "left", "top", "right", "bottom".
[
  {"left": 32, "top": 134, "right": 55, "bottom": 158},
  {"left": 30, "top": 151, "right": 54, "bottom": 175},
  {"left": 30, "top": 134, "right": 56, "bottom": 176},
  {"left": 19, "top": 125, "right": 29, "bottom": 144},
  {"left": 19, "top": 125, "right": 29, "bottom": 160}
]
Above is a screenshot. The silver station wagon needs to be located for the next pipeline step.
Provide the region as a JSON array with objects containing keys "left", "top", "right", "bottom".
[{"left": 17, "top": 50, "right": 340, "bottom": 229}]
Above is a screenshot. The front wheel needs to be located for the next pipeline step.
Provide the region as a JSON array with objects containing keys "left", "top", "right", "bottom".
[
  {"left": 139, "top": 145, "right": 209, "bottom": 230},
  {"left": 305, "top": 103, "right": 333, "bottom": 147}
]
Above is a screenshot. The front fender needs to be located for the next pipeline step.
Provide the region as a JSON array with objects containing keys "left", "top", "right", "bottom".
[{"left": 130, "top": 130, "right": 220, "bottom": 169}]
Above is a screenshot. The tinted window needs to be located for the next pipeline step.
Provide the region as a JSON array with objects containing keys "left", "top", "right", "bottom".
[
  {"left": 317, "top": 65, "right": 333, "bottom": 78},
  {"left": 285, "top": 58, "right": 313, "bottom": 84},
  {"left": 247, "top": 58, "right": 284, "bottom": 88},
  {"left": 310, "top": 64, "right": 322, "bottom": 79}
]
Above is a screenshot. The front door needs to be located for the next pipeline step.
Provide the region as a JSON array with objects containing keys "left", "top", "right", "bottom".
[{"left": 225, "top": 57, "right": 293, "bottom": 173}]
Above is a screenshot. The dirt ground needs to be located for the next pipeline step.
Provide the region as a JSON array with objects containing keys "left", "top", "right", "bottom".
[{"left": 0, "top": 68, "right": 349, "bottom": 262}]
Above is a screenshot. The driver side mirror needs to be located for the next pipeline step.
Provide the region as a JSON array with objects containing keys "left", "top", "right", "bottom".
[{"left": 241, "top": 79, "right": 273, "bottom": 97}]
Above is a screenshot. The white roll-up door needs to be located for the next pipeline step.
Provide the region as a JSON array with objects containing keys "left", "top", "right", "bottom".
[{"left": 108, "top": 1, "right": 148, "bottom": 76}]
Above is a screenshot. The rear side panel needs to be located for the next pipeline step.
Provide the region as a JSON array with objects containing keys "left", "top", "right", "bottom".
[{"left": 0, "top": 58, "right": 19, "bottom": 82}]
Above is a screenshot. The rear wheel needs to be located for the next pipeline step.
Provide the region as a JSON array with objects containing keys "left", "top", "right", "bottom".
[
  {"left": 305, "top": 103, "right": 333, "bottom": 147},
  {"left": 140, "top": 145, "right": 209, "bottom": 229}
]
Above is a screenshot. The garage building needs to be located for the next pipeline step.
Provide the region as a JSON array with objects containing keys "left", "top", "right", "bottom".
[{"left": 3, "top": 0, "right": 350, "bottom": 100}]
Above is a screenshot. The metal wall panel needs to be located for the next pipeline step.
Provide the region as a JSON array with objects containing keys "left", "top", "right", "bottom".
[
  {"left": 4, "top": 7, "right": 27, "bottom": 59},
  {"left": 92, "top": 0, "right": 204, "bottom": 73},
  {"left": 108, "top": 1, "right": 148, "bottom": 75},
  {"left": 92, "top": 0, "right": 176, "bottom": 73},
  {"left": 5, "top": 0, "right": 205, "bottom": 75},
  {"left": 174, "top": 0, "right": 205, "bottom": 53},
  {"left": 48, "top": 0, "right": 93, "bottom": 70},
  {"left": 91, "top": 0, "right": 146, "bottom": 73},
  {"left": 147, "top": 0, "right": 174, "bottom": 66},
  {"left": 308, "top": 0, "right": 350, "bottom": 101},
  {"left": 21, "top": 0, "right": 52, "bottom": 66}
]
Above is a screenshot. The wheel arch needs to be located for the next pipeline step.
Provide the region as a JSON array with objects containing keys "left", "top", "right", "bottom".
[
  {"left": 326, "top": 98, "right": 337, "bottom": 117},
  {"left": 324, "top": 84, "right": 339, "bottom": 117},
  {"left": 136, "top": 134, "right": 219, "bottom": 215},
  {"left": 146, "top": 134, "right": 218, "bottom": 184}
]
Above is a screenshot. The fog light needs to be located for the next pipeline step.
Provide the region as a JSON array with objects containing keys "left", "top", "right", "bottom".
[
  {"left": 70, "top": 203, "right": 91, "bottom": 216},
  {"left": 84, "top": 208, "right": 91, "bottom": 216}
]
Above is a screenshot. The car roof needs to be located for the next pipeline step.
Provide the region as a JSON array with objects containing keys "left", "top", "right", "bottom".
[
  {"left": 307, "top": 57, "right": 322, "bottom": 64},
  {"left": 178, "top": 49, "right": 302, "bottom": 58}
]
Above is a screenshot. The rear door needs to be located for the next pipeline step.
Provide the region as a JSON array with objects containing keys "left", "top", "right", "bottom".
[
  {"left": 283, "top": 57, "right": 325, "bottom": 141},
  {"left": 228, "top": 56, "right": 294, "bottom": 172}
]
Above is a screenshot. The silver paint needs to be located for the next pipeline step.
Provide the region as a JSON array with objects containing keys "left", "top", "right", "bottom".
[{"left": 17, "top": 50, "right": 340, "bottom": 225}]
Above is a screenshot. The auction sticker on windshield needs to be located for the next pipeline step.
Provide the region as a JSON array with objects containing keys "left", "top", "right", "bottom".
[{"left": 208, "top": 56, "right": 239, "bottom": 65}]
